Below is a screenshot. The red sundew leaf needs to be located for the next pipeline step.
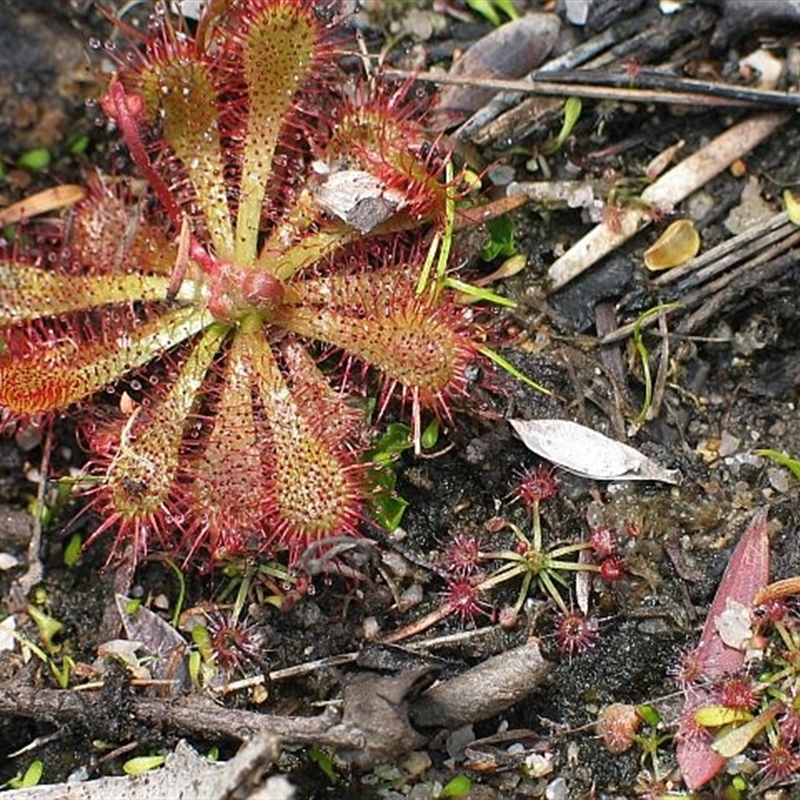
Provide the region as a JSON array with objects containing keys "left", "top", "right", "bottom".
[
  {"left": 0, "top": 263, "right": 173, "bottom": 324},
  {"left": 677, "top": 507, "right": 770, "bottom": 790},
  {"left": 93, "top": 325, "right": 226, "bottom": 547},
  {"left": 0, "top": 306, "right": 212, "bottom": 415},
  {"left": 232, "top": 0, "right": 322, "bottom": 263},
  {"left": 245, "top": 327, "right": 363, "bottom": 555},
  {"left": 279, "top": 301, "right": 475, "bottom": 400},
  {"left": 139, "top": 55, "right": 234, "bottom": 255},
  {"left": 183, "top": 329, "right": 268, "bottom": 559}
]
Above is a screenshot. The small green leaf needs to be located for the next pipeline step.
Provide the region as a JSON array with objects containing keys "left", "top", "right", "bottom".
[
  {"left": 308, "top": 747, "right": 339, "bottom": 784},
  {"left": 755, "top": 448, "right": 800, "bottom": 482},
  {"left": 445, "top": 277, "right": 517, "bottom": 308},
  {"left": 188, "top": 649, "right": 203, "bottom": 687},
  {"left": 26, "top": 604, "right": 64, "bottom": 653},
  {"left": 371, "top": 492, "right": 409, "bottom": 532},
  {"left": 68, "top": 135, "right": 90, "bottom": 155},
  {"left": 371, "top": 422, "right": 414, "bottom": 463},
  {"left": 17, "top": 148, "right": 52, "bottom": 171},
  {"left": 421, "top": 418, "right": 440, "bottom": 450},
  {"left": 9, "top": 760, "right": 43, "bottom": 789},
  {"left": 123, "top": 755, "right": 166, "bottom": 775},
  {"left": 50, "top": 654, "right": 73, "bottom": 689},
  {"left": 637, "top": 704, "right": 661, "bottom": 727},
  {"left": 191, "top": 623, "right": 213, "bottom": 662},
  {"left": 466, "top": 0, "right": 519, "bottom": 26},
  {"left": 368, "top": 461, "right": 410, "bottom": 530},
  {"left": 125, "top": 598, "right": 142, "bottom": 615},
  {"left": 440, "top": 774, "right": 472, "bottom": 797},
  {"left": 480, "top": 215, "right": 517, "bottom": 261},
  {"left": 478, "top": 346, "right": 551, "bottom": 395},
  {"left": 63, "top": 533, "right": 83, "bottom": 568},
  {"left": 694, "top": 705, "right": 752, "bottom": 727},
  {"left": 542, "top": 96, "right": 582, "bottom": 155}
]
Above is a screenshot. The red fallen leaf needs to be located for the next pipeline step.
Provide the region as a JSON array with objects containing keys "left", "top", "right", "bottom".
[{"left": 676, "top": 507, "right": 770, "bottom": 790}]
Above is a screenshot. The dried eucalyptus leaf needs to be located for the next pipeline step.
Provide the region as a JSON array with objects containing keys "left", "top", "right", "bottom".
[
  {"left": 430, "top": 13, "right": 560, "bottom": 130},
  {"left": 509, "top": 419, "right": 680, "bottom": 484},
  {"left": 115, "top": 594, "right": 189, "bottom": 692}
]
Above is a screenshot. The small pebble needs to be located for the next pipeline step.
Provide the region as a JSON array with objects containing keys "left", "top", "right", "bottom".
[
  {"left": 766, "top": 466, "right": 790, "bottom": 494},
  {"left": 545, "top": 776, "right": 569, "bottom": 800},
  {"left": 718, "top": 430, "right": 741, "bottom": 458},
  {"left": 399, "top": 750, "right": 432, "bottom": 779},
  {"left": 399, "top": 583, "right": 423, "bottom": 607}
]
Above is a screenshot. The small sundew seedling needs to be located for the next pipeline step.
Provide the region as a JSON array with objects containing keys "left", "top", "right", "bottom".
[
  {"left": 478, "top": 521, "right": 596, "bottom": 612},
  {"left": 384, "top": 471, "right": 604, "bottom": 643},
  {"left": 478, "top": 474, "right": 597, "bottom": 612},
  {"left": 552, "top": 608, "right": 599, "bottom": 657}
]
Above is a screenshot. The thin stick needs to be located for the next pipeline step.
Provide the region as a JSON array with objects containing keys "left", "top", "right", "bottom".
[
  {"left": 17, "top": 423, "right": 54, "bottom": 595},
  {"left": 546, "top": 111, "right": 790, "bottom": 292},
  {"left": 385, "top": 69, "right": 800, "bottom": 110},
  {"left": 604, "top": 222, "right": 800, "bottom": 343}
]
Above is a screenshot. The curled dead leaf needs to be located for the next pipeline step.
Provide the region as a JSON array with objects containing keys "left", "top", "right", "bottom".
[
  {"left": 509, "top": 419, "right": 680, "bottom": 484},
  {"left": 644, "top": 219, "right": 701, "bottom": 271}
]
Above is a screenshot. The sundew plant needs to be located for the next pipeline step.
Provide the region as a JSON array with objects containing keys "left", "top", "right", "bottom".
[{"left": 0, "top": 0, "right": 492, "bottom": 568}]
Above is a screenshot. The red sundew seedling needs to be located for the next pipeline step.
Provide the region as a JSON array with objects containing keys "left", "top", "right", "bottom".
[
  {"left": 596, "top": 702, "right": 641, "bottom": 754},
  {"left": 758, "top": 739, "right": 800, "bottom": 784},
  {"left": 598, "top": 554, "right": 625, "bottom": 583},
  {"left": 670, "top": 645, "right": 704, "bottom": 691},
  {"left": 589, "top": 525, "right": 617, "bottom": 557},
  {"left": 674, "top": 698, "right": 713, "bottom": 747},
  {"left": 439, "top": 531, "right": 482, "bottom": 577},
  {"left": 0, "top": 0, "right": 501, "bottom": 568},
  {"left": 379, "top": 572, "right": 494, "bottom": 643},
  {"left": 512, "top": 465, "right": 560, "bottom": 513},
  {"left": 552, "top": 607, "right": 599, "bottom": 658},
  {"left": 205, "top": 612, "right": 266, "bottom": 674},
  {"left": 443, "top": 576, "right": 494, "bottom": 624},
  {"left": 714, "top": 675, "right": 759, "bottom": 713}
]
